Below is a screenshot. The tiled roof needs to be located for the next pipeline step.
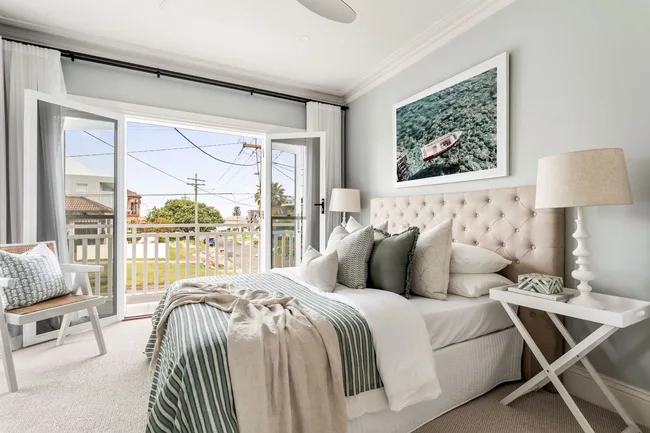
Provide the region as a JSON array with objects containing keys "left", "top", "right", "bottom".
[
  {"left": 127, "top": 189, "right": 141, "bottom": 198},
  {"left": 65, "top": 196, "right": 113, "bottom": 213}
]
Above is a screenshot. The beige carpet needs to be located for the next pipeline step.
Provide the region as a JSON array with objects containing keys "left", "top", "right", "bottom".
[{"left": 0, "top": 319, "right": 647, "bottom": 433}]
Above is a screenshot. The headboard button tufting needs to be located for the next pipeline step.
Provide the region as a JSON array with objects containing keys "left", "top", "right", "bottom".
[
  {"left": 515, "top": 228, "right": 519, "bottom": 233},
  {"left": 515, "top": 197, "right": 520, "bottom": 201}
]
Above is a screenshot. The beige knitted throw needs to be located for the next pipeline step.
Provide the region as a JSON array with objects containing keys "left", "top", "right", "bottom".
[{"left": 151, "top": 282, "right": 347, "bottom": 433}]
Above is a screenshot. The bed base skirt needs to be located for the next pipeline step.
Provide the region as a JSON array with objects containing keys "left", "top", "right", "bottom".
[{"left": 347, "top": 326, "right": 523, "bottom": 433}]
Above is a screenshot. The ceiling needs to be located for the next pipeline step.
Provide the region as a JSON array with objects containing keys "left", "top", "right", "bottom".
[{"left": 0, "top": 0, "right": 511, "bottom": 103}]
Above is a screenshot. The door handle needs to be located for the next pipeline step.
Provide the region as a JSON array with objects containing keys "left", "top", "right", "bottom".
[{"left": 314, "top": 198, "right": 325, "bottom": 215}]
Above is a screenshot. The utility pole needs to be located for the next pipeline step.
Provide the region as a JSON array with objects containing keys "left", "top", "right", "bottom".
[
  {"left": 243, "top": 139, "right": 262, "bottom": 219},
  {"left": 187, "top": 173, "right": 205, "bottom": 235}
]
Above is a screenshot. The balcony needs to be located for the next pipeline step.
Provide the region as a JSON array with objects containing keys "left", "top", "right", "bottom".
[{"left": 66, "top": 219, "right": 299, "bottom": 316}]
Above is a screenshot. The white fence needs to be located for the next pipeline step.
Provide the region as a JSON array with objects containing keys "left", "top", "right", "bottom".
[{"left": 66, "top": 221, "right": 298, "bottom": 303}]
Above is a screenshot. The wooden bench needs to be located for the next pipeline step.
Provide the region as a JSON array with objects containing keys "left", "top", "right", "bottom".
[{"left": 0, "top": 242, "right": 107, "bottom": 392}]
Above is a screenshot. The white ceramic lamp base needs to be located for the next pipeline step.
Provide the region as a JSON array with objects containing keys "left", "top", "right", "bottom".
[{"left": 568, "top": 207, "right": 605, "bottom": 310}]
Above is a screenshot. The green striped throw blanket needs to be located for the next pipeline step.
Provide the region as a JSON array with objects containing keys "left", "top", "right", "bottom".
[{"left": 144, "top": 272, "right": 382, "bottom": 433}]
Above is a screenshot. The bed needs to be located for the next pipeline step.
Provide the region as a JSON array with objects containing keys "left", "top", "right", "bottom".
[{"left": 145, "top": 185, "right": 565, "bottom": 433}]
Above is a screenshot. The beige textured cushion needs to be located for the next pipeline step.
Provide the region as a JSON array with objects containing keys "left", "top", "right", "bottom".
[{"left": 410, "top": 219, "right": 453, "bottom": 300}]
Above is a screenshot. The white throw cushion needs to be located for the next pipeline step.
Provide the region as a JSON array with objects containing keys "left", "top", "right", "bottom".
[
  {"left": 410, "top": 219, "right": 453, "bottom": 300},
  {"left": 299, "top": 246, "right": 339, "bottom": 293},
  {"left": 344, "top": 216, "right": 364, "bottom": 233},
  {"left": 375, "top": 220, "right": 388, "bottom": 232},
  {"left": 448, "top": 273, "right": 513, "bottom": 298},
  {"left": 390, "top": 224, "right": 409, "bottom": 235},
  {"left": 450, "top": 243, "right": 511, "bottom": 273}
]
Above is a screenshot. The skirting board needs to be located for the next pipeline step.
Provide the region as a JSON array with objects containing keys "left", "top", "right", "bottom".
[{"left": 564, "top": 365, "right": 650, "bottom": 428}]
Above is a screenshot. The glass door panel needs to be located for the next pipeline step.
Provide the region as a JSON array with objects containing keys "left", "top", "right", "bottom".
[
  {"left": 263, "top": 133, "right": 326, "bottom": 270},
  {"left": 23, "top": 91, "right": 126, "bottom": 346}
]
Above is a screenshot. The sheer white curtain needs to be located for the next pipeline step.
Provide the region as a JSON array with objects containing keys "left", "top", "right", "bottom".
[
  {"left": 0, "top": 39, "right": 68, "bottom": 347},
  {"left": 0, "top": 39, "right": 67, "bottom": 244},
  {"left": 306, "top": 102, "right": 343, "bottom": 239}
]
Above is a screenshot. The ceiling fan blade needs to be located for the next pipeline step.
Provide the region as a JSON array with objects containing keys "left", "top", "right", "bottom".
[{"left": 296, "top": 0, "right": 357, "bottom": 24}]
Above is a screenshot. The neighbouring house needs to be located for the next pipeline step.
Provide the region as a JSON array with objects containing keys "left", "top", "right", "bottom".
[
  {"left": 65, "top": 157, "right": 115, "bottom": 210},
  {"left": 247, "top": 209, "right": 260, "bottom": 224},
  {"left": 127, "top": 190, "right": 142, "bottom": 223}
]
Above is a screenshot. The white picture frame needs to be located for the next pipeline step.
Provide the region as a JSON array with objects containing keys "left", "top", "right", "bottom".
[{"left": 393, "top": 52, "right": 509, "bottom": 188}]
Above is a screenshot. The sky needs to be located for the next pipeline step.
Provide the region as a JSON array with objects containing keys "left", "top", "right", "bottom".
[{"left": 64, "top": 122, "right": 297, "bottom": 218}]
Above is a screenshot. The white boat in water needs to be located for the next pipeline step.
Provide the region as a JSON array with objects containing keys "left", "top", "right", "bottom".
[{"left": 420, "top": 131, "right": 464, "bottom": 161}]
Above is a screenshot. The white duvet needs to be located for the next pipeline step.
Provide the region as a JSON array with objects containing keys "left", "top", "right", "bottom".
[{"left": 272, "top": 268, "right": 441, "bottom": 418}]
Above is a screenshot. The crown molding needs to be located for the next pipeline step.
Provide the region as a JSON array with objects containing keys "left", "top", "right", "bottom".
[
  {"left": 0, "top": 17, "right": 347, "bottom": 106},
  {"left": 342, "top": 0, "right": 516, "bottom": 103},
  {"left": 0, "top": 0, "right": 515, "bottom": 107}
]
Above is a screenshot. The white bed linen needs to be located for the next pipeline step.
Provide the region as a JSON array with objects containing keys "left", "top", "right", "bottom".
[
  {"left": 272, "top": 267, "right": 441, "bottom": 415},
  {"left": 348, "top": 326, "right": 523, "bottom": 433},
  {"left": 410, "top": 293, "right": 516, "bottom": 351}
]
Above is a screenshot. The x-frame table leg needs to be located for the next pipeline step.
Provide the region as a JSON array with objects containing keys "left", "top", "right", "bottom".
[
  {"left": 546, "top": 312, "right": 642, "bottom": 433},
  {"left": 499, "top": 302, "right": 627, "bottom": 433}
]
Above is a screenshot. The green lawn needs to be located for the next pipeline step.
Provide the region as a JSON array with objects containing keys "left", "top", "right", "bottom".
[{"left": 84, "top": 244, "right": 233, "bottom": 294}]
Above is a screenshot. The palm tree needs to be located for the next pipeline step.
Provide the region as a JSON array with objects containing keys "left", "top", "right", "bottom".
[{"left": 255, "top": 182, "right": 288, "bottom": 215}]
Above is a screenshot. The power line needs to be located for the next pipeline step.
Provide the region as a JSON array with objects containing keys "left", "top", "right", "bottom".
[
  {"left": 272, "top": 165, "right": 295, "bottom": 182},
  {"left": 173, "top": 128, "right": 256, "bottom": 166},
  {"left": 81, "top": 131, "right": 256, "bottom": 207},
  {"left": 68, "top": 141, "right": 242, "bottom": 158}
]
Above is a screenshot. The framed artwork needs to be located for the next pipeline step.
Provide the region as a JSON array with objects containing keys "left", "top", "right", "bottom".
[{"left": 394, "top": 52, "right": 509, "bottom": 188}]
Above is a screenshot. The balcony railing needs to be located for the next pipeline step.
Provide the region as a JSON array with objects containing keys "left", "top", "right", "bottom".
[{"left": 66, "top": 221, "right": 298, "bottom": 304}]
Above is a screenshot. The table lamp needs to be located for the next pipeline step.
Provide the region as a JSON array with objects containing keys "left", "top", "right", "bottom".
[
  {"left": 329, "top": 188, "right": 360, "bottom": 223},
  {"left": 536, "top": 148, "right": 633, "bottom": 309}
]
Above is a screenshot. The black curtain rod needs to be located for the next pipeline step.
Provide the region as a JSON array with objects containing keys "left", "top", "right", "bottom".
[{"left": 5, "top": 37, "right": 348, "bottom": 110}]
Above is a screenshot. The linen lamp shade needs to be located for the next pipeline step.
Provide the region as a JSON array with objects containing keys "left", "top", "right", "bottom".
[
  {"left": 329, "top": 188, "right": 360, "bottom": 213},
  {"left": 535, "top": 148, "right": 633, "bottom": 209}
]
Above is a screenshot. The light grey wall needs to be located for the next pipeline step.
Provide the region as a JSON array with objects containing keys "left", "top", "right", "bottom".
[
  {"left": 62, "top": 60, "right": 306, "bottom": 129},
  {"left": 346, "top": 0, "right": 650, "bottom": 390}
]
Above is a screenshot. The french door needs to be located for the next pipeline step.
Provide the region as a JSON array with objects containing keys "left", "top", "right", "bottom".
[
  {"left": 22, "top": 90, "right": 126, "bottom": 346},
  {"left": 262, "top": 132, "right": 326, "bottom": 271}
]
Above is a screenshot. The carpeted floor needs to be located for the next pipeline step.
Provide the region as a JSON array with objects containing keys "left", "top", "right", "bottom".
[{"left": 0, "top": 319, "right": 647, "bottom": 433}]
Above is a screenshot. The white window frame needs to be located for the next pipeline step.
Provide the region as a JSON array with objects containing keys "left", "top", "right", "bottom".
[{"left": 22, "top": 89, "right": 128, "bottom": 345}]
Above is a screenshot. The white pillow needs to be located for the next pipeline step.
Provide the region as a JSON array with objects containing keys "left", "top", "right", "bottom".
[
  {"left": 344, "top": 216, "right": 363, "bottom": 233},
  {"left": 450, "top": 243, "right": 511, "bottom": 273},
  {"left": 410, "top": 219, "right": 453, "bottom": 300},
  {"left": 391, "top": 224, "right": 409, "bottom": 235},
  {"left": 448, "top": 273, "right": 513, "bottom": 298},
  {"left": 375, "top": 220, "right": 388, "bottom": 232},
  {"left": 299, "top": 246, "right": 339, "bottom": 292}
]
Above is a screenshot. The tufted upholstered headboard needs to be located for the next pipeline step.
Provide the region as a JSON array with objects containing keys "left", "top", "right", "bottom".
[{"left": 370, "top": 185, "right": 565, "bottom": 282}]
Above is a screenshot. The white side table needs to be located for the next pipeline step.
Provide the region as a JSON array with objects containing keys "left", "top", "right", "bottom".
[{"left": 490, "top": 287, "right": 650, "bottom": 433}]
